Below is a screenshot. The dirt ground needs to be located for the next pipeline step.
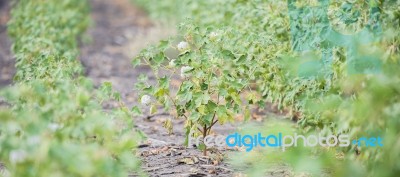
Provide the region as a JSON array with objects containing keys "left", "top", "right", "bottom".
[{"left": 0, "top": 0, "right": 14, "bottom": 88}]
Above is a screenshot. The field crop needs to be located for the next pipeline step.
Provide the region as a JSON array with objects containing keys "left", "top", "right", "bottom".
[
  {"left": 0, "top": 1, "right": 142, "bottom": 176},
  {"left": 1, "top": 0, "right": 399, "bottom": 176},
  {"left": 134, "top": 0, "right": 400, "bottom": 176}
]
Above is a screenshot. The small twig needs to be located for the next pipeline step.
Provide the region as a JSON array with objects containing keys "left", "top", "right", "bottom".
[
  {"left": 144, "top": 112, "right": 170, "bottom": 120},
  {"left": 209, "top": 120, "right": 218, "bottom": 131},
  {"left": 207, "top": 114, "right": 217, "bottom": 135},
  {"left": 200, "top": 165, "right": 233, "bottom": 172},
  {"left": 197, "top": 127, "right": 203, "bottom": 133},
  {"left": 143, "top": 166, "right": 164, "bottom": 172}
]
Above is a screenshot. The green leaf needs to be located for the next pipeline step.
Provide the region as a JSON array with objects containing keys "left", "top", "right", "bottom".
[
  {"left": 197, "top": 143, "right": 206, "bottom": 151},
  {"left": 206, "top": 101, "right": 218, "bottom": 112},
  {"left": 158, "top": 76, "right": 170, "bottom": 89},
  {"left": 132, "top": 57, "right": 141, "bottom": 68},
  {"left": 100, "top": 82, "right": 112, "bottom": 95},
  {"left": 193, "top": 92, "right": 203, "bottom": 108},
  {"left": 202, "top": 113, "right": 214, "bottom": 125},
  {"left": 218, "top": 88, "right": 228, "bottom": 97},
  {"left": 143, "top": 86, "right": 154, "bottom": 94},
  {"left": 244, "top": 106, "right": 251, "bottom": 121},
  {"left": 202, "top": 93, "right": 211, "bottom": 104},
  {"left": 222, "top": 49, "right": 235, "bottom": 59},
  {"left": 152, "top": 52, "right": 166, "bottom": 65},
  {"left": 155, "top": 88, "right": 169, "bottom": 97},
  {"left": 229, "top": 90, "right": 242, "bottom": 105},
  {"left": 131, "top": 106, "right": 142, "bottom": 116},
  {"left": 113, "top": 92, "right": 121, "bottom": 101},
  {"left": 150, "top": 104, "right": 157, "bottom": 115},
  {"left": 190, "top": 112, "right": 200, "bottom": 121},
  {"left": 177, "top": 89, "right": 193, "bottom": 104},
  {"left": 180, "top": 81, "right": 194, "bottom": 91},
  {"left": 158, "top": 40, "right": 169, "bottom": 51},
  {"left": 200, "top": 83, "right": 208, "bottom": 90}
]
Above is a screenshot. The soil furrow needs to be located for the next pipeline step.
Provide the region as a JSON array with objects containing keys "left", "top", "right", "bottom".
[{"left": 0, "top": 0, "right": 15, "bottom": 88}]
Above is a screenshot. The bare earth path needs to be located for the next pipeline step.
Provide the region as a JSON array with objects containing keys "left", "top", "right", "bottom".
[
  {"left": 0, "top": 0, "right": 14, "bottom": 88},
  {"left": 0, "top": 0, "right": 13, "bottom": 172},
  {"left": 79, "top": 0, "right": 239, "bottom": 176}
]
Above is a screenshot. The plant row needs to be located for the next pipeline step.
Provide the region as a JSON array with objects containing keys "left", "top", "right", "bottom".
[
  {"left": 0, "top": 0, "right": 142, "bottom": 176},
  {"left": 133, "top": 0, "right": 400, "bottom": 176}
]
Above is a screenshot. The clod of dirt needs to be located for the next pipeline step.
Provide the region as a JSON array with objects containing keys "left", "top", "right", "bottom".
[{"left": 178, "top": 156, "right": 199, "bottom": 165}]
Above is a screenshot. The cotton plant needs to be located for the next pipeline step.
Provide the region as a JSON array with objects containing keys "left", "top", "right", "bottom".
[
  {"left": 140, "top": 95, "right": 152, "bottom": 106},
  {"left": 180, "top": 66, "right": 193, "bottom": 78},
  {"left": 177, "top": 41, "right": 190, "bottom": 52},
  {"left": 133, "top": 24, "right": 262, "bottom": 155}
]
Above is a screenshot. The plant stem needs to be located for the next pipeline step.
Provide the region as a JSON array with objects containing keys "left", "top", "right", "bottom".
[
  {"left": 207, "top": 113, "right": 217, "bottom": 135},
  {"left": 203, "top": 124, "right": 207, "bottom": 156}
]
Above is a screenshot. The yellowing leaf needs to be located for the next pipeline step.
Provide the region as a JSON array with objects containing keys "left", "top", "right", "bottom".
[
  {"left": 198, "top": 105, "right": 206, "bottom": 115},
  {"left": 150, "top": 104, "right": 157, "bottom": 115}
]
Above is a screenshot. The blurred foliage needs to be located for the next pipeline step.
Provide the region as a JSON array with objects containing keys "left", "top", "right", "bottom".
[
  {"left": 133, "top": 0, "right": 400, "bottom": 176},
  {"left": 0, "top": 0, "right": 143, "bottom": 176}
]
